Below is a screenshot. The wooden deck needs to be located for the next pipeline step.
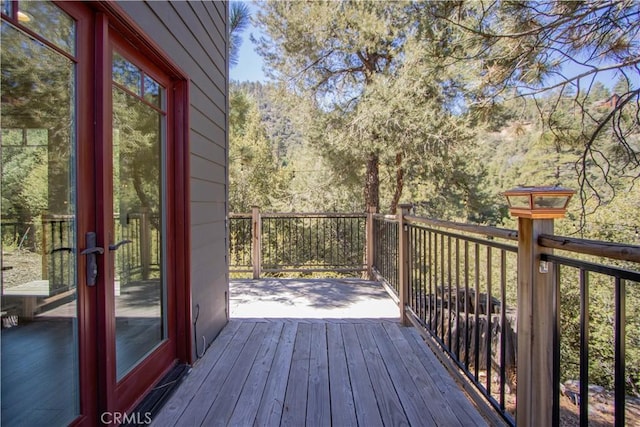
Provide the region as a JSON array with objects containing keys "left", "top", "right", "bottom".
[{"left": 152, "top": 280, "right": 491, "bottom": 426}]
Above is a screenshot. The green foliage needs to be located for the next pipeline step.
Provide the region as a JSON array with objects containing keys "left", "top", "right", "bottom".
[{"left": 229, "top": 87, "right": 290, "bottom": 212}]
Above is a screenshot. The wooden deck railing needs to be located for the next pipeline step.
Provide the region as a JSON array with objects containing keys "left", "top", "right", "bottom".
[
  {"left": 229, "top": 208, "right": 366, "bottom": 276},
  {"left": 229, "top": 205, "right": 640, "bottom": 427}
]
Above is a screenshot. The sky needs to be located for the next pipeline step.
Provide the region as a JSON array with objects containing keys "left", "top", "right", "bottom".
[
  {"left": 230, "top": 31, "right": 267, "bottom": 82},
  {"left": 229, "top": 5, "right": 267, "bottom": 83}
]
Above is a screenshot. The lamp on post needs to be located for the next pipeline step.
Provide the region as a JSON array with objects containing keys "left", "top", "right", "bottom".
[
  {"left": 504, "top": 185, "right": 573, "bottom": 427},
  {"left": 504, "top": 185, "right": 574, "bottom": 219}
]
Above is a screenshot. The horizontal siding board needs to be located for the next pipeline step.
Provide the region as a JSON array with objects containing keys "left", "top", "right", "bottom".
[
  {"left": 190, "top": 1, "right": 226, "bottom": 61},
  {"left": 191, "top": 156, "right": 226, "bottom": 183},
  {"left": 191, "top": 178, "right": 227, "bottom": 200},
  {"left": 191, "top": 222, "right": 227, "bottom": 251},
  {"left": 211, "top": 1, "right": 228, "bottom": 43},
  {"left": 146, "top": 1, "right": 226, "bottom": 91},
  {"left": 190, "top": 182, "right": 227, "bottom": 203},
  {"left": 190, "top": 100, "right": 226, "bottom": 147},
  {"left": 191, "top": 83, "right": 226, "bottom": 131},
  {"left": 191, "top": 108, "right": 226, "bottom": 149},
  {"left": 191, "top": 201, "right": 226, "bottom": 225},
  {"left": 191, "top": 132, "right": 226, "bottom": 164},
  {"left": 190, "top": 246, "right": 227, "bottom": 280},
  {"left": 171, "top": 1, "right": 226, "bottom": 70}
]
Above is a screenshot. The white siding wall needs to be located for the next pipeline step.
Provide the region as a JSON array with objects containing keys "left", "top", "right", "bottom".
[{"left": 117, "top": 1, "right": 229, "bottom": 360}]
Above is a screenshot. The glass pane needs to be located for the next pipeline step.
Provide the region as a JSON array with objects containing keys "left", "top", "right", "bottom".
[
  {"left": 534, "top": 195, "right": 568, "bottom": 209},
  {"left": 507, "top": 195, "right": 531, "bottom": 209},
  {"left": 1, "top": 21, "right": 79, "bottom": 426},
  {"left": 113, "top": 52, "right": 141, "bottom": 95},
  {"left": 112, "top": 84, "right": 165, "bottom": 380},
  {"left": 143, "top": 75, "right": 161, "bottom": 107},
  {"left": 1, "top": 0, "right": 11, "bottom": 17},
  {"left": 19, "top": 1, "right": 75, "bottom": 55}
]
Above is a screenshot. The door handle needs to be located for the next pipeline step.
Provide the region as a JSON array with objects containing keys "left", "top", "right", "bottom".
[
  {"left": 109, "top": 239, "right": 132, "bottom": 251},
  {"left": 80, "top": 232, "right": 104, "bottom": 286}
]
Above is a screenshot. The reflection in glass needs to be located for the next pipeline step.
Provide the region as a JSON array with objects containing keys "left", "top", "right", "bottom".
[
  {"left": 1, "top": 1, "right": 11, "bottom": 17},
  {"left": 534, "top": 196, "right": 568, "bottom": 209},
  {"left": 112, "top": 81, "right": 165, "bottom": 379},
  {"left": 1, "top": 19, "right": 79, "bottom": 426},
  {"left": 144, "top": 75, "right": 162, "bottom": 107},
  {"left": 507, "top": 195, "right": 531, "bottom": 209},
  {"left": 113, "top": 52, "right": 141, "bottom": 95},
  {"left": 19, "top": 1, "right": 75, "bottom": 55}
]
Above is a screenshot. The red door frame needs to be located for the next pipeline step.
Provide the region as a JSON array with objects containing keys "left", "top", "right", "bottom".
[
  {"left": 105, "top": 29, "right": 177, "bottom": 414},
  {"left": 90, "top": 2, "right": 193, "bottom": 418},
  {"left": 71, "top": 1, "right": 192, "bottom": 423}
]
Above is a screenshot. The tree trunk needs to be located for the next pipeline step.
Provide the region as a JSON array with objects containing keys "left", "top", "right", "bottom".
[
  {"left": 364, "top": 152, "right": 379, "bottom": 213},
  {"left": 389, "top": 152, "right": 404, "bottom": 214}
]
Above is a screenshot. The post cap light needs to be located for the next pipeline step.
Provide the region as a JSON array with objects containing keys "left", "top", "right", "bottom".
[{"left": 503, "top": 185, "right": 574, "bottom": 219}]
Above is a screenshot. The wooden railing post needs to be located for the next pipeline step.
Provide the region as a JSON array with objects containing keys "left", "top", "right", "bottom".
[
  {"left": 516, "top": 216, "right": 555, "bottom": 427},
  {"left": 41, "top": 213, "right": 48, "bottom": 280},
  {"left": 397, "top": 204, "right": 412, "bottom": 325},
  {"left": 139, "top": 207, "right": 151, "bottom": 280},
  {"left": 365, "top": 205, "right": 376, "bottom": 280},
  {"left": 251, "top": 206, "right": 261, "bottom": 279}
]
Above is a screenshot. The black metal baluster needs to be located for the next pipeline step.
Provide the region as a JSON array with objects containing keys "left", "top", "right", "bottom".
[
  {"left": 579, "top": 268, "right": 590, "bottom": 427},
  {"left": 553, "top": 262, "right": 561, "bottom": 427},
  {"left": 448, "top": 235, "right": 453, "bottom": 349},
  {"left": 486, "top": 246, "right": 493, "bottom": 395},
  {"left": 455, "top": 238, "right": 461, "bottom": 361},
  {"left": 440, "top": 233, "right": 445, "bottom": 343},
  {"left": 465, "top": 240, "right": 470, "bottom": 369},
  {"left": 474, "top": 243, "right": 481, "bottom": 380},
  {"left": 428, "top": 230, "right": 433, "bottom": 331},
  {"left": 614, "top": 277, "right": 626, "bottom": 427},
  {"left": 500, "top": 249, "right": 507, "bottom": 410}
]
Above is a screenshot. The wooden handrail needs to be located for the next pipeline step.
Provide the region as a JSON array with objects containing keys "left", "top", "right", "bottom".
[
  {"left": 539, "top": 234, "right": 640, "bottom": 263},
  {"left": 261, "top": 212, "right": 366, "bottom": 218},
  {"left": 231, "top": 212, "right": 367, "bottom": 219},
  {"left": 404, "top": 215, "right": 519, "bottom": 241},
  {"left": 372, "top": 213, "right": 397, "bottom": 221}
]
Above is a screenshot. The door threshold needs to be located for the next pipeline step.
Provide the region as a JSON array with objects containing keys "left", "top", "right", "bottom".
[{"left": 124, "top": 363, "right": 190, "bottom": 426}]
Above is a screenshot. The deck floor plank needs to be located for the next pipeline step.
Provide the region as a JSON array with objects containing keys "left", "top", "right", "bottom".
[
  {"left": 253, "top": 322, "right": 297, "bottom": 427},
  {"left": 354, "top": 323, "right": 408, "bottom": 427},
  {"left": 175, "top": 321, "right": 257, "bottom": 426},
  {"left": 306, "top": 322, "right": 331, "bottom": 427},
  {"left": 369, "top": 322, "right": 439, "bottom": 426},
  {"left": 326, "top": 323, "right": 357, "bottom": 427},
  {"left": 281, "top": 322, "right": 312, "bottom": 426},
  {"left": 227, "top": 322, "right": 284, "bottom": 427},
  {"left": 340, "top": 323, "right": 385, "bottom": 427},
  {"left": 202, "top": 322, "right": 272, "bottom": 426},
  {"left": 383, "top": 321, "right": 466, "bottom": 426},
  {"left": 152, "top": 320, "right": 242, "bottom": 427},
  {"left": 401, "top": 326, "right": 488, "bottom": 426}
]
